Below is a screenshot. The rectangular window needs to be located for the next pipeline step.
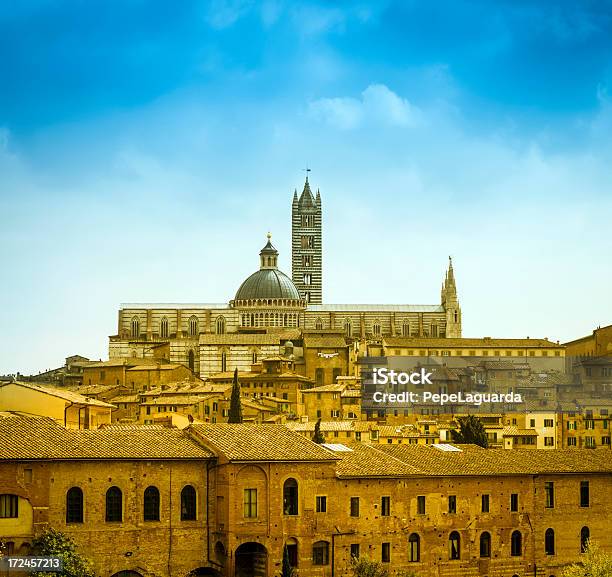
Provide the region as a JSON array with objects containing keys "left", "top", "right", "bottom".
[
  {"left": 0, "top": 495, "right": 18, "bottom": 518},
  {"left": 544, "top": 419, "right": 554, "bottom": 427},
  {"left": 481, "top": 494, "right": 490, "bottom": 513},
  {"left": 602, "top": 436, "right": 611, "bottom": 445},
  {"left": 315, "top": 368, "right": 324, "bottom": 386},
  {"left": 382, "top": 542, "right": 390, "bottom": 563},
  {"left": 448, "top": 495, "right": 457, "bottom": 514},
  {"left": 567, "top": 437, "right": 577, "bottom": 446},
  {"left": 350, "top": 497, "right": 360, "bottom": 517},
  {"left": 544, "top": 437, "right": 555, "bottom": 446},
  {"left": 510, "top": 493, "right": 519, "bottom": 512},
  {"left": 243, "top": 489, "right": 257, "bottom": 518},
  {"left": 316, "top": 496, "right": 327, "bottom": 513},
  {"left": 545, "top": 482, "right": 554, "bottom": 508},
  {"left": 417, "top": 495, "right": 426, "bottom": 515},
  {"left": 350, "top": 544, "right": 360, "bottom": 559},
  {"left": 580, "top": 481, "right": 589, "bottom": 507},
  {"left": 24, "top": 469, "right": 32, "bottom": 484},
  {"left": 381, "top": 496, "right": 390, "bottom": 516},
  {"left": 530, "top": 418, "right": 536, "bottom": 427},
  {"left": 585, "top": 420, "right": 595, "bottom": 430},
  {"left": 312, "top": 542, "right": 329, "bottom": 565}
]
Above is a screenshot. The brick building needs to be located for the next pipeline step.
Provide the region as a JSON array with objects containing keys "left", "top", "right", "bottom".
[{"left": 1, "top": 416, "right": 611, "bottom": 577}]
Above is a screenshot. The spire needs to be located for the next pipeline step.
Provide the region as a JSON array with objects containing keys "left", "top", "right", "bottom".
[
  {"left": 316, "top": 188, "right": 321, "bottom": 206},
  {"left": 446, "top": 256, "right": 455, "bottom": 287},
  {"left": 260, "top": 233, "right": 278, "bottom": 269},
  {"left": 292, "top": 189, "right": 298, "bottom": 204},
  {"left": 298, "top": 173, "right": 315, "bottom": 207}
]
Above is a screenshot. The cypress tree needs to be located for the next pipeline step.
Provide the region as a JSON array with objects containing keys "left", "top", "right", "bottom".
[
  {"left": 450, "top": 415, "right": 488, "bottom": 448},
  {"left": 312, "top": 417, "right": 325, "bottom": 444},
  {"left": 228, "top": 368, "right": 243, "bottom": 424},
  {"left": 281, "top": 545, "right": 294, "bottom": 577}
]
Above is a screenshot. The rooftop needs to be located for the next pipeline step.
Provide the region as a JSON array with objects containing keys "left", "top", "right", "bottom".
[
  {"left": 0, "top": 414, "right": 213, "bottom": 460},
  {"left": 384, "top": 337, "right": 563, "bottom": 348},
  {"left": 378, "top": 443, "right": 612, "bottom": 476},
  {"left": 190, "top": 423, "right": 339, "bottom": 462},
  {"left": 1, "top": 381, "right": 115, "bottom": 408}
]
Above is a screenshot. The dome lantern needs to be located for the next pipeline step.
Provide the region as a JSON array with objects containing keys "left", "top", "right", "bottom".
[{"left": 260, "top": 233, "right": 278, "bottom": 270}]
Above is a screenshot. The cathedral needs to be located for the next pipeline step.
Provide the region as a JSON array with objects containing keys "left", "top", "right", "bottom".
[{"left": 109, "top": 177, "right": 461, "bottom": 377}]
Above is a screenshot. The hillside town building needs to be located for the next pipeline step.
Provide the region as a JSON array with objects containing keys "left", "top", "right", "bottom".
[{"left": 1, "top": 415, "right": 611, "bottom": 577}]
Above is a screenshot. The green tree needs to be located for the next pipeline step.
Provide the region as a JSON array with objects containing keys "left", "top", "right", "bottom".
[
  {"left": 30, "top": 528, "right": 95, "bottom": 577},
  {"left": 280, "top": 545, "right": 295, "bottom": 577},
  {"left": 561, "top": 540, "right": 612, "bottom": 577},
  {"left": 450, "top": 415, "right": 488, "bottom": 448},
  {"left": 350, "top": 556, "right": 389, "bottom": 577},
  {"left": 228, "top": 367, "right": 243, "bottom": 424},
  {"left": 312, "top": 417, "right": 325, "bottom": 444}
]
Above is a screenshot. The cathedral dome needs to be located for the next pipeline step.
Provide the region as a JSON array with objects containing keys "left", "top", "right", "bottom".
[
  {"left": 235, "top": 268, "right": 301, "bottom": 301},
  {"left": 234, "top": 234, "right": 302, "bottom": 302}
]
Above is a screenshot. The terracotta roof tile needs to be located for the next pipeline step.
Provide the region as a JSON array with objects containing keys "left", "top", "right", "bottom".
[
  {"left": 329, "top": 442, "right": 421, "bottom": 477},
  {"left": 0, "top": 414, "right": 213, "bottom": 460},
  {"left": 1, "top": 382, "right": 115, "bottom": 408},
  {"left": 378, "top": 444, "right": 612, "bottom": 476},
  {"left": 190, "top": 424, "right": 338, "bottom": 462}
]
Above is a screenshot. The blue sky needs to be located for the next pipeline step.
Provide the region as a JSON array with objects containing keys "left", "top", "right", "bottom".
[{"left": 1, "top": 0, "right": 611, "bottom": 374}]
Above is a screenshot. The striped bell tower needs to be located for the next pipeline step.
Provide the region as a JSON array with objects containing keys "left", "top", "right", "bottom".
[{"left": 291, "top": 175, "right": 322, "bottom": 304}]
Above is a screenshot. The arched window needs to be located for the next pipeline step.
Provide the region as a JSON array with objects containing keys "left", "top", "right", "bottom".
[
  {"left": 344, "top": 318, "right": 352, "bottom": 337},
  {"left": 511, "top": 530, "right": 522, "bottom": 557},
  {"left": 283, "top": 478, "right": 298, "bottom": 515},
  {"left": 160, "top": 317, "right": 169, "bottom": 338},
  {"left": 181, "top": 485, "right": 196, "bottom": 521},
  {"left": 315, "top": 318, "right": 323, "bottom": 330},
  {"left": 402, "top": 321, "right": 410, "bottom": 337},
  {"left": 189, "top": 315, "right": 198, "bottom": 337},
  {"left": 188, "top": 350, "right": 195, "bottom": 371},
  {"left": 221, "top": 351, "right": 227, "bottom": 372},
  {"left": 480, "top": 532, "right": 491, "bottom": 558},
  {"left": 449, "top": 531, "right": 460, "bottom": 560},
  {"left": 409, "top": 533, "right": 420, "bottom": 562},
  {"left": 545, "top": 528, "right": 555, "bottom": 555},
  {"left": 580, "top": 527, "right": 590, "bottom": 553},
  {"left": 454, "top": 310, "right": 458, "bottom": 323},
  {"left": 131, "top": 316, "right": 140, "bottom": 339},
  {"left": 143, "top": 486, "right": 160, "bottom": 521},
  {"left": 105, "top": 487, "right": 122, "bottom": 522},
  {"left": 216, "top": 316, "right": 226, "bottom": 334},
  {"left": 373, "top": 321, "right": 381, "bottom": 337},
  {"left": 66, "top": 487, "right": 83, "bottom": 523},
  {"left": 312, "top": 541, "right": 329, "bottom": 565},
  {"left": 285, "top": 538, "right": 298, "bottom": 568}
]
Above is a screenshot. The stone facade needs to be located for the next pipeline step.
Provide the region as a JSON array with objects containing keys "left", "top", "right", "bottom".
[
  {"left": 291, "top": 176, "right": 323, "bottom": 305},
  {"left": 109, "top": 180, "right": 460, "bottom": 379},
  {"left": 2, "top": 418, "right": 611, "bottom": 577}
]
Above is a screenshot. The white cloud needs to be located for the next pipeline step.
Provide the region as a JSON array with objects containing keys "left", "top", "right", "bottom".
[
  {"left": 204, "top": 0, "right": 254, "bottom": 29},
  {"left": 308, "top": 83, "right": 420, "bottom": 129}
]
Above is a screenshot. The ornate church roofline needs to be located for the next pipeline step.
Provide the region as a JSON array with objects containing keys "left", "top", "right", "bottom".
[{"left": 120, "top": 303, "right": 230, "bottom": 309}]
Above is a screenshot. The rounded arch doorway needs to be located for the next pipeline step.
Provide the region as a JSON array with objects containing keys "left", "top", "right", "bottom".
[{"left": 235, "top": 542, "right": 267, "bottom": 577}]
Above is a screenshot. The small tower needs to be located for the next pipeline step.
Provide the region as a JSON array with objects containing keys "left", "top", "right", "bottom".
[
  {"left": 260, "top": 233, "right": 278, "bottom": 269},
  {"left": 291, "top": 175, "right": 322, "bottom": 304},
  {"left": 441, "top": 257, "right": 462, "bottom": 337}
]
